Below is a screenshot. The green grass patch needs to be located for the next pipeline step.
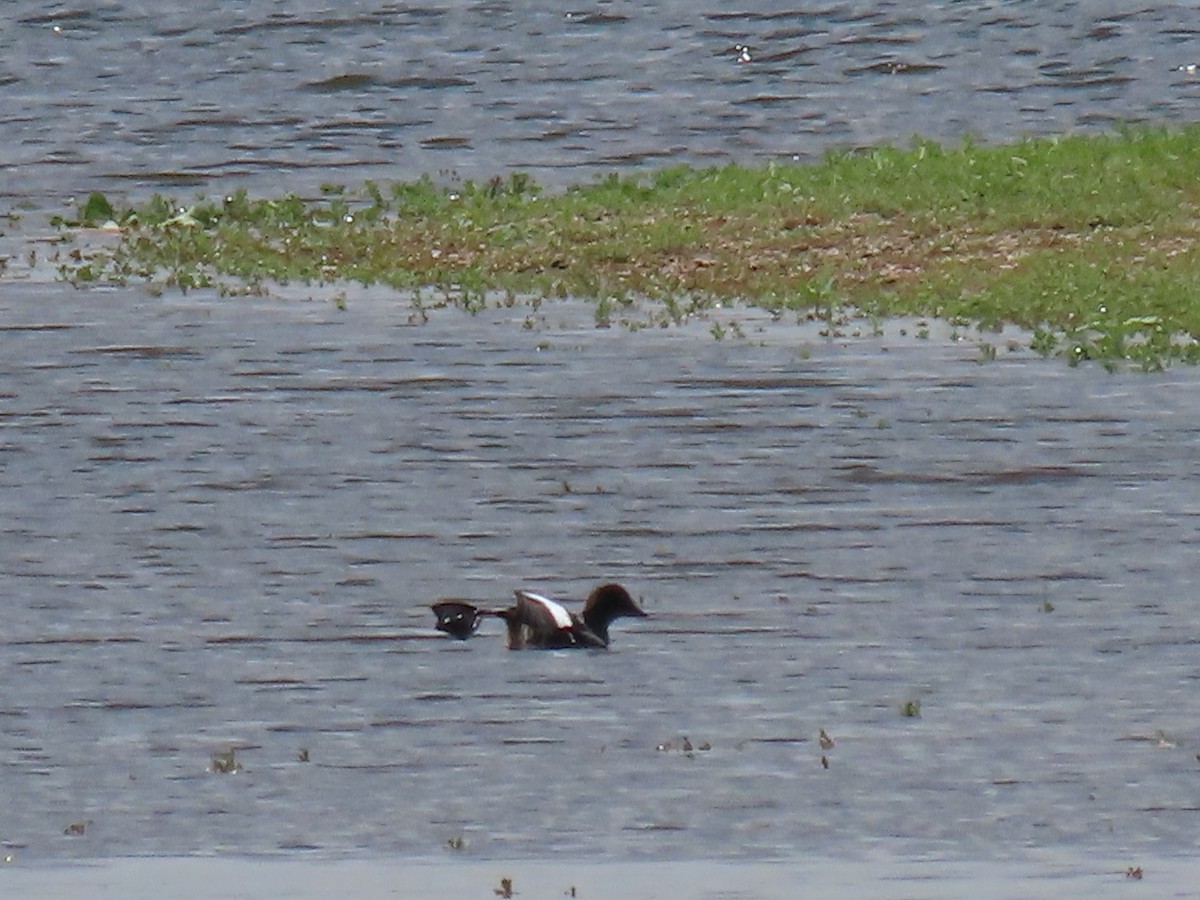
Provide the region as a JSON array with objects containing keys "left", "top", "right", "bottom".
[{"left": 51, "top": 125, "right": 1200, "bottom": 368}]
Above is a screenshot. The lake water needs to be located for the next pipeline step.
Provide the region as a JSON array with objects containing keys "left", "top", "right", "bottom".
[
  {"left": 2, "top": 0, "right": 1200, "bottom": 887},
  {"left": 2, "top": 282, "right": 1200, "bottom": 869},
  {"left": 2, "top": 0, "right": 1198, "bottom": 207}
]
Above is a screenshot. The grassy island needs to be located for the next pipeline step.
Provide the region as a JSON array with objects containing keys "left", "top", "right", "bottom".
[{"left": 55, "top": 126, "right": 1200, "bottom": 369}]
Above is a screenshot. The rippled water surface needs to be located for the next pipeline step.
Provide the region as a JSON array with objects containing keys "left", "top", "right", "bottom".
[
  {"left": 3, "top": 0, "right": 1200, "bottom": 870},
  {"left": 3, "top": 0, "right": 1199, "bottom": 205},
  {"left": 3, "top": 283, "right": 1200, "bottom": 862}
]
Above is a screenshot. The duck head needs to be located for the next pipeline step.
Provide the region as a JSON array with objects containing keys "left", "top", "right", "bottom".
[{"left": 580, "top": 582, "right": 648, "bottom": 646}]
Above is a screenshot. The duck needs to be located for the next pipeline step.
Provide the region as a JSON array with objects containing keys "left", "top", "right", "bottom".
[
  {"left": 431, "top": 582, "right": 647, "bottom": 649},
  {"left": 429, "top": 599, "right": 486, "bottom": 640}
]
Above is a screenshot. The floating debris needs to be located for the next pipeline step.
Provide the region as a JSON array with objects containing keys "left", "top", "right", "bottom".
[
  {"left": 564, "top": 11, "right": 628, "bottom": 25},
  {"left": 64, "top": 820, "right": 89, "bottom": 836},
  {"left": 1125, "top": 866, "right": 1143, "bottom": 880},
  {"left": 447, "top": 835, "right": 466, "bottom": 850},
  {"left": 1120, "top": 730, "right": 1180, "bottom": 748},
  {"left": 821, "top": 755, "right": 830, "bottom": 769},
  {"left": 494, "top": 875, "right": 515, "bottom": 898},
  {"left": 900, "top": 700, "right": 922, "bottom": 718},
  {"left": 657, "top": 737, "right": 712, "bottom": 755},
  {"left": 211, "top": 748, "right": 241, "bottom": 774},
  {"left": 297, "top": 748, "right": 310, "bottom": 763},
  {"left": 819, "top": 728, "right": 835, "bottom": 751},
  {"left": 849, "top": 59, "right": 944, "bottom": 76}
]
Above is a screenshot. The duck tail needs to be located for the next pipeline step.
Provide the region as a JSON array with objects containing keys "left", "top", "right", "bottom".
[{"left": 431, "top": 600, "right": 495, "bottom": 639}]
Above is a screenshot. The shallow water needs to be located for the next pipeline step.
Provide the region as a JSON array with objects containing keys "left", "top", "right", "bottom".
[
  {"left": 4, "top": 0, "right": 1200, "bottom": 874},
  {"left": 2, "top": 280, "right": 1200, "bottom": 863},
  {"left": 2, "top": 1, "right": 1199, "bottom": 206},
  {"left": 4, "top": 856, "right": 1197, "bottom": 900}
]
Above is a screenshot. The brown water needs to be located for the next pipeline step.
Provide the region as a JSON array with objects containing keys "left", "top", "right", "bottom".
[{"left": 2, "top": 279, "right": 1200, "bottom": 864}]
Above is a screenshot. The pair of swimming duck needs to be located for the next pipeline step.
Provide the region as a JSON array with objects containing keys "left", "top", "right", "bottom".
[{"left": 432, "top": 583, "right": 647, "bottom": 650}]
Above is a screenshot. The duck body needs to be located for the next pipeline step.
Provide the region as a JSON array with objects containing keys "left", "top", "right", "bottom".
[
  {"left": 431, "top": 583, "right": 647, "bottom": 650},
  {"left": 501, "top": 590, "right": 607, "bottom": 649}
]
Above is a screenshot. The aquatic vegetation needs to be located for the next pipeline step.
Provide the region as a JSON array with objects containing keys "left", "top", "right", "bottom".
[
  {"left": 210, "top": 748, "right": 241, "bottom": 774},
  {"left": 900, "top": 699, "right": 922, "bottom": 718},
  {"left": 50, "top": 126, "right": 1200, "bottom": 368},
  {"left": 656, "top": 736, "right": 713, "bottom": 756},
  {"left": 79, "top": 192, "right": 117, "bottom": 226}
]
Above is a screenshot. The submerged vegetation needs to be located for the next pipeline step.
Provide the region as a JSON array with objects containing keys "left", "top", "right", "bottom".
[{"left": 54, "top": 126, "right": 1200, "bottom": 368}]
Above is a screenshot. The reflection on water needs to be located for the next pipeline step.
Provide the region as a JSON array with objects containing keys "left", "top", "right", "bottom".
[
  {"left": 2, "top": 288, "right": 1200, "bottom": 860},
  {"left": 2, "top": 1, "right": 1198, "bottom": 203}
]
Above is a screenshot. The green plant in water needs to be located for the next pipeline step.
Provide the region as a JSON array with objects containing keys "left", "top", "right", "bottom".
[
  {"left": 900, "top": 699, "right": 922, "bottom": 718},
  {"left": 80, "top": 192, "right": 116, "bottom": 226},
  {"left": 48, "top": 125, "right": 1200, "bottom": 368}
]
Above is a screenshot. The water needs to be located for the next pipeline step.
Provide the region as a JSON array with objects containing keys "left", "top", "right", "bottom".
[
  {"left": 2, "top": 284, "right": 1200, "bottom": 861},
  {"left": 2, "top": 1, "right": 1198, "bottom": 207},
  {"left": 3, "top": 0, "right": 1200, "bottom": 870}
]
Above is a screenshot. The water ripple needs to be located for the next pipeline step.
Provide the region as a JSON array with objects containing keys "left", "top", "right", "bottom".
[{"left": 2, "top": 1, "right": 1195, "bottom": 204}]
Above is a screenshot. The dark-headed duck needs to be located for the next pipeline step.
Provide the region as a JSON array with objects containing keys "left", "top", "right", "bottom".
[{"left": 431, "top": 582, "right": 647, "bottom": 649}]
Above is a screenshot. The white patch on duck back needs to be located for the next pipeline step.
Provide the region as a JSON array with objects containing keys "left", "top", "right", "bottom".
[{"left": 522, "top": 592, "right": 573, "bottom": 630}]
